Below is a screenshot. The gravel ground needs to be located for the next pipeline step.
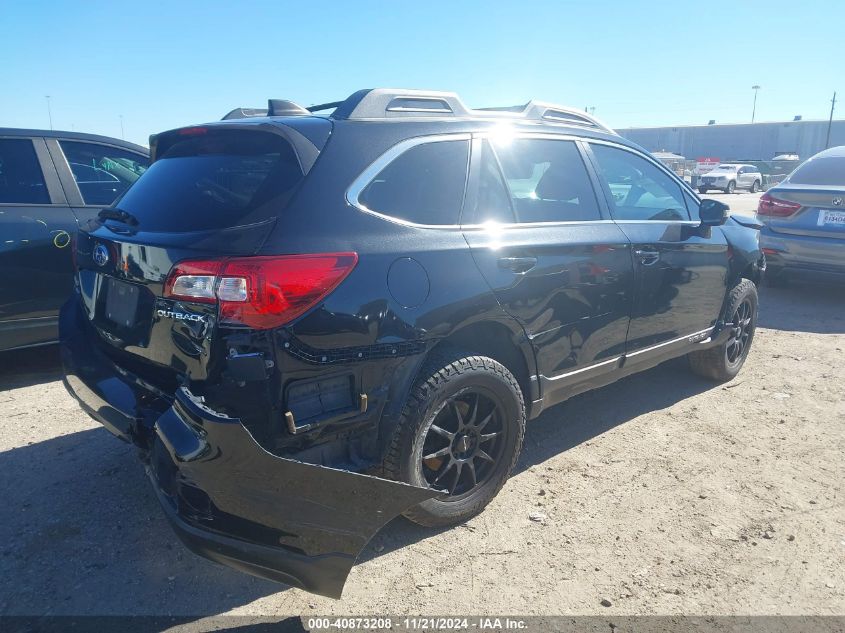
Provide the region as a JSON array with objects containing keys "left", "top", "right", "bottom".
[{"left": 0, "top": 279, "right": 842, "bottom": 617}]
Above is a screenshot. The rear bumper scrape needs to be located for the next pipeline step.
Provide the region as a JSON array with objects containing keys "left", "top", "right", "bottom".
[{"left": 151, "top": 387, "right": 441, "bottom": 598}]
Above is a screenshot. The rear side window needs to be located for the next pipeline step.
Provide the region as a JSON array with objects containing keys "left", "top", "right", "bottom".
[
  {"left": 492, "top": 138, "right": 601, "bottom": 223},
  {"left": 358, "top": 139, "right": 469, "bottom": 225},
  {"left": 0, "top": 138, "right": 49, "bottom": 204},
  {"left": 114, "top": 131, "right": 303, "bottom": 232},
  {"left": 60, "top": 141, "right": 148, "bottom": 206},
  {"left": 789, "top": 157, "right": 844, "bottom": 186},
  {"left": 590, "top": 144, "right": 690, "bottom": 221}
]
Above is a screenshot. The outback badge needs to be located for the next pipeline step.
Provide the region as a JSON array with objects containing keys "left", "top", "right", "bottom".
[{"left": 156, "top": 309, "right": 207, "bottom": 323}]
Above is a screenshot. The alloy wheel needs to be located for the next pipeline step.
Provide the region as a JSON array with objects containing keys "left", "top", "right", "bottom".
[
  {"left": 420, "top": 390, "right": 507, "bottom": 498},
  {"left": 726, "top": 298, "right": 753, "bottom": 364}
]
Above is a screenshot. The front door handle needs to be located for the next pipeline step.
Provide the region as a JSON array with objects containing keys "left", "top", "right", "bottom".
[
  {"left": 498, "top": 256, "right": 538, "bottom": 274},
  {"left": 634, "top": 249, "right": 660, "bottom": 266}
]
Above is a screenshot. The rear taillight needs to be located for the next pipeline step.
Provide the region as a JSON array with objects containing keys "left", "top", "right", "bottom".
[
  {"left": 163, "top": 253, "right": 358, "bottom": 329},
  {"left": 757, "top": 193, "right": 801, "bottom": 217}
]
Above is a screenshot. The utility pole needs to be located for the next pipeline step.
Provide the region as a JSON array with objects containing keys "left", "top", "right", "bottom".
[
  {"left": 119, "top": 114, "right": 125, "bottom": 140},
  {"left": 825, "top": 91, "right": 837, "bottom": 149},
  {"left": 45, "top": 95, "right": 53, "bottom": 130},
  {"left": 751, "top": 85, "right": 761, "bottom": 123}
]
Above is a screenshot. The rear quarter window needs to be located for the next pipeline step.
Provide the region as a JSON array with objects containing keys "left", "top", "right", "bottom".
[
  {"left": 0, "top": 138, "right": 50, "bottom": 204},
  {"left": 114, "top": 130, "right": 304, "bottom": 232},
  {"left": 357, "top": 139, "right": 470, "bottom": 225}
]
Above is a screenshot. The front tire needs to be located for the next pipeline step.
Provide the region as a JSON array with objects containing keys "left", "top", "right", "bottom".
[
  {"left": 382, "top": 348, "right": 525, "bottom": 527},
  {"left": 725, "top": 180, "right": 736, "bottom": 194},
  {"left": 688, "top": 278, "right": 758, "bottom": 382},
  {"left": 699, "top": 187, "right": 708, "bottom": 194}
]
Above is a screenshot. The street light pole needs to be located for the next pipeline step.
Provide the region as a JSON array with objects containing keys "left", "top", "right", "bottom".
[
  {"left": 45, "top": 95, "right": 53, "bottom": 130},
  {"left": 119, "top": 114, "right": 125, "bottom": 140},
  {"left": 751, "top": 85, "right": 761, "bottom": 123},
  {"left": 825, "top": 92, "right": 837, "bottom": 149}
]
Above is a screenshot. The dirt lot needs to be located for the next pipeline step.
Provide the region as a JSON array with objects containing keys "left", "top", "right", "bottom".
[{"left": 0, "top": 279, "right": 842, "bottom": 618}]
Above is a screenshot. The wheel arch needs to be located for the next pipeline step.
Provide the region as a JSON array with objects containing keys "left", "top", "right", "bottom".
[
  {"left": 376, "top": 318, "right": 538, "bottom": 458},
  {"left": 431, "top": 320, "right": 536, "bottom": 408}
]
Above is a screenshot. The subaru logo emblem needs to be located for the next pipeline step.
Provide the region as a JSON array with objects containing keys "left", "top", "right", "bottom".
[
  {"left": 833, "top": 197, "right": 843, "bottom": 206},
  {"left": 93, "top": 244, "right": 110, "bottom": 267}
]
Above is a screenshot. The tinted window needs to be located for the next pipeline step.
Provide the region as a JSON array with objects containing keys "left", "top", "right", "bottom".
[
  {"left": 789, "top": 157, "right": 844, "bottom": 186},
  {"left": 492, "top": 138, "right": 600, "bottom": 223},
  {"left": 359, "top": 140, "right": 469, "bottom": 225},
  {"left": 471, "top": 140, "right": 516, "bottom": 224},
  {"left": 590, "top": 144, "right": 690, "bottom": 221},
  {"left": 0, "top": 138, "right": 49, "bottom": 204},
  {"left": 114, "top": 131, "right": 303, "bottom": 232},
  {"left": 60, "top": 141, "right": 148, "bottom": 206}
]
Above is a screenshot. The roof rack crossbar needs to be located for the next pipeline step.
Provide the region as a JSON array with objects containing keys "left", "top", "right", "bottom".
[{"left": 306, "top": 101, "right": 345, "bottom": 113}]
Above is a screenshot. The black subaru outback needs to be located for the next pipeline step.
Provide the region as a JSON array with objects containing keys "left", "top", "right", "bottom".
[{"left": 61, "top": 88, "right": 764, "bottom": 598}]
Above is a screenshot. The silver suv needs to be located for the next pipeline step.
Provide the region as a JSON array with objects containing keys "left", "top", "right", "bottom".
[{"left": 699, "top": 164, "right": 762, "bottom": 194}]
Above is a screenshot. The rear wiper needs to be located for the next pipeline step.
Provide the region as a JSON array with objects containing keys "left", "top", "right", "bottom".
[{"left": 98, "top": 208, "right": 139, "bottom": 226}]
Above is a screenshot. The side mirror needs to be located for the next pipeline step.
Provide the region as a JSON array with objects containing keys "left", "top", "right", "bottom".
[{"left": 699, "top": 199, "right": 730, "bottom": 227}]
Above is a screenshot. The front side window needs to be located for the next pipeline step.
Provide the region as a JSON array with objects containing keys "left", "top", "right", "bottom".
[
  {"left": 491, "top": 138, "right": 601, "bottom": 223},
  {"left": 590, "top": 144, "right": 690, "bottom": 221},
  {"left": 358, "top": 139, "right": 469, "bottom": 225},
  {"left": 0, "top": 138, "right": 49, "bottom": 204},
  {"left": 60, "top": 141, "right": 148, "bottom": 206}
]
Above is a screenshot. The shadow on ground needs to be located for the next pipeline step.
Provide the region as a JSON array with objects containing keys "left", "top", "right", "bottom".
[
  {"left": 2, "top": 276, "right": 841, "bottom": 615},
  {"left": 757, "top": 278, "right": 845, "bottom": 334},
  {"left": 0, "top": 345, "right": 62, "bottom": 391},
  {"left": 1, "top": 353, "right": 719, "bottom": 616}
]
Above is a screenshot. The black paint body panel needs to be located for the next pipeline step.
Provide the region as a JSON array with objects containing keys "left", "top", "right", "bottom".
[{"left": 59, "top": 111, "right": 762, "bottom": 597}]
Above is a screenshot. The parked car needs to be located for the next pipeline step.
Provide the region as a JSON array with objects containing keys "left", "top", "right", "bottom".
[
  {"left": 61, "top": 89, "right": 764, "bottom": 598},
  {"left": 0, "top": 129, "right": 148, "bottom": 351},
  {"left": 757, "top": 146, "right": 845, "bottom": 284},
  {"left": 698, "top": 163, "right": 762, "bottom": 194}
]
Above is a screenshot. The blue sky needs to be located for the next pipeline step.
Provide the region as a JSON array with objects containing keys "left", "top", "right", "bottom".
[{"left": 1, "top": 0, "right": 841, "bottom": 147}]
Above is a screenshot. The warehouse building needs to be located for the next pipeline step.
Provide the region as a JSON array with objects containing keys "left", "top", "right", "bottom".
[{"left": 617, "top": 118, "right": 845, "bottom": 162}]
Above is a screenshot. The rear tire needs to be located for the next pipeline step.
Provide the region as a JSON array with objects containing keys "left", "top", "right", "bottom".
[
  {"left": 382, "top": 347, "right": 525, "bottom": 527},
  {"left": 726, "top": 180, "right": 736, "bottom": 194},
  {"left": 688, "top": 278, "right": 757, "bottom": 382},
  {"left": 750, "top": 180, "right": 760, "bottom": 193}
]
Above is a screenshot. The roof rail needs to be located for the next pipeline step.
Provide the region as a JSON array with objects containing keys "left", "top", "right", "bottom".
[
  {"left": 221, "top": 89, "right": 615, "bottom": 134},
  {"left": 328, "top": 89, "right": 615, "bottom": 133},
  {"left": 222, "top": 107, "right": 268, "bottom": 120},
  {"left": 519, "top": 101, "right": 613, "bottom": 133},
  {"left": 331, "top": 88, "right": 473, "bottom": 120},
  {"left": 222, "top": 99, "right": 310, "bottom": 120}
]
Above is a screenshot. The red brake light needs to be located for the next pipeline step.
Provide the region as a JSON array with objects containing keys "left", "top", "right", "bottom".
[
  {"left": 177, "top": 127, "right": 208, "bottom": 136},
  {"left": 757, "top": 192, "right": 801, "bottom": 217},
  {"left": 163, "top": 253, "right": 358, "bottom": 329}
]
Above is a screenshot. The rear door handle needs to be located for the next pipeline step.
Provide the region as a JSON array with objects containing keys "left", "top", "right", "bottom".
[
  {"left": 634, "top": 249, "right": 660, "bottom": 265},
  {"left": 498, "top": 256, "right": 538, "bottom": 274}
]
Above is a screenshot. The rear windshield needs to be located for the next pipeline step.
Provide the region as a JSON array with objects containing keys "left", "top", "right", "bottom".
[
  {"left": 113, "top": 131, "right": 304, "bottom": 232},
  {"left": 789, "top": 157, "right": 844, "bottom": 186}
]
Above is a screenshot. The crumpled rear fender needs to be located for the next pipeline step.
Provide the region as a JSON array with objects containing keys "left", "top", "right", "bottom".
[{"left": 151, "top": 387, "right": 441, "bottom": 598}]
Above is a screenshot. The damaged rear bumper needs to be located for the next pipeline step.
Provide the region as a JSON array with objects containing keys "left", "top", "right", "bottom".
[{"left": 60, "top": 299, "right": 440, "bottom": 598}]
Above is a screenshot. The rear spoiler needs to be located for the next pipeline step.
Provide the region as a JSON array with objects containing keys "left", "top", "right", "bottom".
[{"left": 148, "top": 121, "right": 324, "bottom": 173}]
